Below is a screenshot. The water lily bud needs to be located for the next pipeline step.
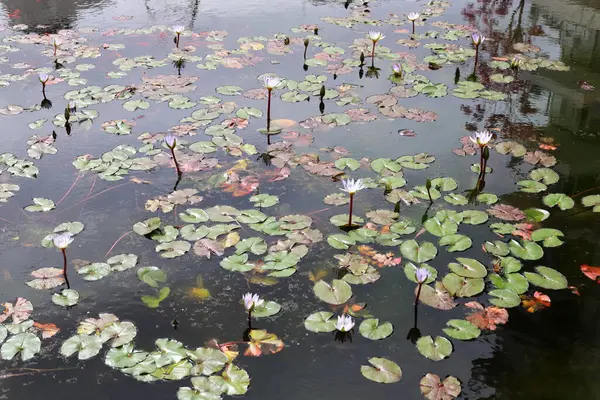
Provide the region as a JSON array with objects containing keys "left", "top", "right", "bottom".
[
  {"left": 426, "top": 178, "right": 432, "bottom": 190},
  {"left": 360, "top": 51, "right": 365, "bottom": 64},
  {"left": 319, "top": 85, "right": 326, "bottom": 98},
  {"left": 483, "top": 146, "right": 490, "bottom": 160},
  {"left": 304, "top": 38, "right": 309, "bottom": 47},
  {"left": 314, "top": 27, "right": 319, "bottom": 35},
  {"left": 284, "top": 37, "right": 290, "bottom": 45}
]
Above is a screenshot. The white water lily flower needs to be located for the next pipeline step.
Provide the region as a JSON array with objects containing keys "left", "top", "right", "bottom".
[
  {"left": 53, "top": 233, "right": 74, "bottom": 250},
  {"left": 164, "top": 133, "right": 177, "bottom": 149},
  {"left": 242, "top": 293, "right": 264, "bottom": 311},
  {"left": 340, "top": 178, "right": 366, "bottom": 195},
  {"left": 471, "top": 32, "right": 486, "bottom": 46},
  {"left": 262, "top": 75, "right": 281, "bottom": 90},
  {"left": 391, "top": 64, "right": 403, "bottom": 75},
  {"left": 469, "top": 130, "right": 493, "bottom": 147},
  {"left": 336, "top": 315, "right": 355, "bottom": 332},
  {"left": 39, "top": 74, "right": 50, "bottom": 83},
  {"left": 53, "top": 37, "right": 62, "bottom": 47},
  {"left": 172, "top": 25, "right": 186, "bottom": 34},
  {"left": 407, "top": 12, "right": 420, "bottom": 21},
  {"left": 367, "top": 31, "right": 385, "bottom": 42},
  {"left": 415, "top": 267, "right": 431, "bottom": 284},
  {"left": 510, "top": 56, "right": 521, "bottom": 68}
]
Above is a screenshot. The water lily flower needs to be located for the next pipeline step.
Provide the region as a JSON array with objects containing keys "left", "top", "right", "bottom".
[
  {"left": 164, "top": 133, "right": 177, "bottom": 149},
  {"left": 469, "top": 130, "right": 493, "bottom": 147},
  {"left": 336, "top": 315, "right": 355, "bottom": 332},
  {"left": 262, "top": 75, "right": 282, "bottom": 91},
  {"left": 53, "top": 233, "right": 73, "bottom": 250},
  {"left": 391, "top": 63, "right": 403, "bottom": 77},
  {"left": 367, "top": 31, "right": 385, "bottom": 43},
  {"left": 415, "top": 267, "right": 431, "bottom": 284},
  {"left": 68, "top": 100, "right": 77, "bottom": 112},
  {"left": 407, "top": 12, "right": 420, "bottom": 21},
  {"left": 172, "top": 25, "right": 186, "bottom": 34},
  {"left": 242, "top": 292, "right": 264, "bottom": 311},
  {"left": 510, "top": 56, "right": 521, "bottom": 69},
  {"left": 471, "top": 32, "right": 486, "bottom": 46},
  {"left": 340, "top": 178, "right": 366, "bottom": 195},
  {"left": 52, "top": 37, "right": 62, "bottom": 56},
  {"left": 39, "top": 74, "right": 50, "bottom": 84}
]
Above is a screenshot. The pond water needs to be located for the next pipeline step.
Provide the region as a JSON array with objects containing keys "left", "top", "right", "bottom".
[{"left": 0, "top": 0, "right": 599, "bottom": 399}]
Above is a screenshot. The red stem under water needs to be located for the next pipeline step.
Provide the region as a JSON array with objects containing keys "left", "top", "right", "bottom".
[
  {"left": 105, "top": 231, "right": 134, "bottom": 258},
  {"left": 56, "top": 173, "right": 82, "bottom": 206}
]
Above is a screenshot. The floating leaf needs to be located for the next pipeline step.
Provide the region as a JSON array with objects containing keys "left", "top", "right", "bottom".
[
  {"left": 334, "top": 158, "right": 361, "bottom": 171},
  {"left": 141, "top": 287, "right": 171, "bottom": 308},
  {"left": 442, "top": 273, "right": 484, "bottom": 297},
  {"left": 177, "top": 376, "right": 224, "bottom": 400},
  {"left": 509, "top": 240, "right": 544, "bottom": 260},
  {"left": 439, "top": 234, "right": 472, "bottom": 252},
  {"left": 250, "top": 194, "right": 279, "bottom": 208},
  {"left": 525, "top": 266, "right": 568, "bottom": 290},
  {"left": 442, "top": 319, "right": 481, "bottom": 340},
  {"left": 105, "top": 343, "right": 149, "bottom": 369},
  {"left": 424, "top": 217, "right": 458, "bottom": 237},
  {"left": 220, "top": 254, "right": 254, "bottom": 272},
  {"left": 77, "top": 262, "right": 111, "bottom": 281},
  {"left": 244, "top": 329, "right": 284, "bottom": 357},
  {"left": 484, "top": 240, "right": 510, "bottom": 256},
  {"left": 107, "top": 253, "right": 138, "bottom": 272},
  {"left": 327, "top": 234, "right": 356, "bottom": 250},
  {"left": 156, "top": 240, "right": 191, "bottom": 258},
  {"left": 543, "top": 193, "right": 574, "bottom": 210},
  {"left": 448, "top": 258, "right": 487, "bottom": 278},
  {"left": 252, "top": 301, "right": 281, "bottom": 318},
  {"left": 582, "top": 195, "right": 600, "bottom": 212},
  {"left": 359, "top": 318, "right": 393, "bottom": 340},
  {"left": 60, "top": 334, "right": 103, "bottom": 360},
  {"left": 517, "top": 180, "right": 547, "bottom": 193},
  {"left": 133, "top": 217, "right": 161, "bottom": 235},
  {"left": 416, "top": 336, "right": 452, "bottom": 361},
  {"left": 420, "top": 374, "right": 462, "bottom": 400},
  {"left": 487, "top": 204, "right": 525, "bottom": 221},
  {"left": 489, "top": 273, "right": 529, "bottom": 294},
  {"left": 418, "top": 282, "right": 457, "bottom": 310},
  {"left": 400, "top": 240, "right": 437, "bottom": 263},
  {"left": 100, "top": 321, "right": 137, "bottom": 347},
  {"left": 24, "top": 197, "right": 55, "bottom": 212},
  {"left": 52, "top": 289, "right": 80, "bottom": 307},
  {"left": 360, "top": 357, "right": 402, "bottom": 384},
  {"left": 531, "top": 228, "right": 564, "bottom": 247},
  {"left": 1, "top": 332, "right": 41, "bottom": 361},
  {"left": 235, "top": 237, "right": 267, "bottom": 255},
  {"left": 313, "top": 279, "right": 352, "bottom": 305},
  {"left": 137, "top": 266, "right": 167, "bottom": 288},
  {"left": 488, "top": 289, "right": 521, "bottom": 308},
  {"left": 304, "top": 311, "right": 337, "bottom": 333},
  {"left": 26, "top": 268, "right": 65, "bottom": 290}
]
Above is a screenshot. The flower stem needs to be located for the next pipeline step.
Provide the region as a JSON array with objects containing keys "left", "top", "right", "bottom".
[
  {"left": 427, "top": 187, "right": 433, "bottom": 203},
  {"left": 412, "top": 21, "right": 415, "bottom": 34},
  {"left": 176, "top": 33, "right": 180, "bottom": 48},
  {"left": 61, "top": 249, "right": 67, "bottom": 276},
  {"left": 170, "top": 147, "right": 182, "bottom": 176},
  {"left": 479, "top": 148, "right": 484, "bottom": 174},
  {"left": 371, "top": 42, "right": 376, "bottom": 59},
  {"left": 348, "top": 193, "right": 354, "bottom": 227},
  {"left": 414, "top": 282, "right": 423, "bottom": 305},
  {"left": 267, "top": 89, "right": 272, "bottom": 133},
  {"left": 247, "top": 309, "right": 252, "bottom": 327}
]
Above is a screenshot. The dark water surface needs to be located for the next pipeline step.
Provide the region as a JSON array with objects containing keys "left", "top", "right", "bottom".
[{"left": 0, "top": 0, "right": 599, "bottom": 399}]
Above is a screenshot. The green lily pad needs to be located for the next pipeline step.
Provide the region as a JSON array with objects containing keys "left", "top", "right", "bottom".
[
  {"left": 444, "top": 193, "right": 468, "bottom": 206},
  {"left": 60, "top": 334, "right": 103, "bottom": 360},
  {"left": 177, "top": 376, "right": 224, "bottom": 400},
  {"left": 582, "top": 195, "right": 600, "bottom": 212},
  {"left": 477, "top": 193, "right": 498, "bottom": 205},
  {"left": 123, "top": 99, "right": 150, "bottom": 112},
  {"left": 459, "top": 210, "right": 488, "bottom": 225},
  {"left": 304, "top": 311, "right": 337, "bottom": 333},
  {"left": 488, "top": 289, "right": 521, "bottom": 308},
  {"left": 334, "top": 158, "right": 361, "bottom": 171},
  {"left": 105, "top": 343, "right": 148, "bottom": 369},
  {"left": 489, "top": 273, "right": 529, "bottom": 294},
  {"left": 107, "top": 253, "right": 138, "bottom": 272},
  {"left": 531, "top": 228, "right": 564, "bottom": 247},
  {"left": 133, "top": 217, "right": 161, "bottom": 235},
  {"left": 313, "top": 279, "right": 352, "bottom": 305},
  {"left": 24, "top": 197, "right": 55, "bottom": 212},
  {"left": 180, "top": 225, "right": 210, "bottom": 241},
  {"left": 439, "top": 234, "right": 472, "bottom": 252},
  {"left": 442, "top": 273, "right": 484, "bottom": 297},
  {"left": 1, "top": 332, "right": 41, "bottom": 361},
  {"left": 156, "top": 241, "right": 191, "bottom": 258},
  {"left": 330, "top": 214, "right": 364, "bottom": 227},
  {"left": 100, "top": 321, "right": 137, "bottom": 347},
  {"left": 524, "top": 266, "right": 568, "bottom": 290},
  {"left": 448, "top": 258, "right": 487, "bottom": 278},
  {"left": 141, "top": 287, "right": 171, "bottom": 308},
  {"left": 52, "top": 289, "right": 80, "bottom": 307},
  {"left": 327, "top": 234, "right": 356, "bottom": 250},
  {"left": 416, "top": 335, "right": 452, "bottom": 361},
  {"left": 430, "top": 177, "right": 458, "bottom": 191},
  {"left": 442, "top": 319, "right": 481, "bottom": 340},
  {"left": 529, "top": 168, "right": 559, "bottom": 185},
  {"left": 517, "top": 180, "right": 547, "bottom": 193},
  {"left": 543, "top": 193, "right": 574, "bottom": 210},
  {"left": 220, "top": 254, "right": 255, "bottom": 272},
  {"left": 137, "top": 266, "right": 167, "bottom": 288},
  {"left": 250, "top": 194, "right": 279, "bottom": 208},
  {"left": 484, "top": 241, "right": 510, "bottom": 256},
  {"left": 523, "top": 208, "right": 550, "bottom": 222},
  {"left": 400, "top": 240, "right": 437, "bottom": 263},
  {"left": 235, "top": 237, "right": 267, "bottom": 255},
  {"left": 509, "top": 240, "right": 544, "bottom": 260},
  {"left": 360, "top": 357, "right": 402, "bottom": 383},
  {"left": 215, "top": 85, "right": 243, "bottom": 96},
  {"left": 77, "top": 262, "right": 111, "bottom": 281},
  {"left": 390, "top": 220, "right": 416, "bottom": 235},
  {"left": 209, "top": 364, "right": 250, "bottom": 395},
  {"left": 252, "top": 301, "right": 281, "bottom": 318},
  {"left": 424, "top": 217, "right": 458, "bottom": 237},
  {"left": 359, "top": 318, "right": 393, "bottom": 340}
]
